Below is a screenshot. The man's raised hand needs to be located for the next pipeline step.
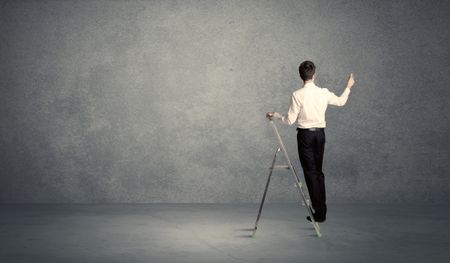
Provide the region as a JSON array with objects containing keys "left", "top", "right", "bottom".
[{"left": 347, "top": 73, "right": 355, "bottom": 89}]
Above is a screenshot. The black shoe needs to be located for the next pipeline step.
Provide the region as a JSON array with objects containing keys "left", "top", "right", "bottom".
[{"left": 306, "top": 216, "right": 325, "bottom": 223}]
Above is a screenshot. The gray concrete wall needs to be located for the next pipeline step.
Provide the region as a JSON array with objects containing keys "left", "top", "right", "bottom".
[{"left": 1, "top": 0, "right": 449, "bottom": 203}]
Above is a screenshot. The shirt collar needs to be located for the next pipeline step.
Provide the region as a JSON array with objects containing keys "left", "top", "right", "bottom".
[{"left": 303, "top": 82, "right": 316, "bottom": 88}]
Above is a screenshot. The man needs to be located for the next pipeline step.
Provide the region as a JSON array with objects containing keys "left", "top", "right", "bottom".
[{"left": 266, "top": 60, "right": 355, "bottom": 223}]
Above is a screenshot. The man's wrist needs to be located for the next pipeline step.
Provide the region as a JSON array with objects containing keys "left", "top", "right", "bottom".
[{"left": 273, "top": 112, "right": 283, "bottom": 119}]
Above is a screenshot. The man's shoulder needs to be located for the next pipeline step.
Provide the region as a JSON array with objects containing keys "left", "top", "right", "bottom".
[
  {"left": 293, "top": 88, "right": 303, "bottom": 94},
  {"left": 313, "top": 85, "right": 330, "bottom": 93},
  {"left": 311, "top": 84, "right": 328, "bottom": 91},
  {"left": 292, "top": 88, "right": 305, "bottom": 98}
]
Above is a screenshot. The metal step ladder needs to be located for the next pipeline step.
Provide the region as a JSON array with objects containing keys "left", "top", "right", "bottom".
[{"left": 252, "top": 120, "right": 322, "bottom": 238}]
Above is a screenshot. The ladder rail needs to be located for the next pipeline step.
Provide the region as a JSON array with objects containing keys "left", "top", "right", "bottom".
[
  {"left": 269, "top": 120, "right": 322, "bottom": 237},
  {"left": 252, "top": 148, "right": 279, "bottom": 237}
]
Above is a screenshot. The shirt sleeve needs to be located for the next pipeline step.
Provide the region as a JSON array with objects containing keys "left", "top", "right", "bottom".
[
  {"left": 273, "top": 94, "right": 301, "bottom": 125},
  {"left": 327, "top": 87, "right": 351, "bottom": 106}
]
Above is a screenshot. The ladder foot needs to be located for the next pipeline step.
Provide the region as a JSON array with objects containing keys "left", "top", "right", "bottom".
[{"left": 251, "top": 227, "right": 257, "bottom": 238}]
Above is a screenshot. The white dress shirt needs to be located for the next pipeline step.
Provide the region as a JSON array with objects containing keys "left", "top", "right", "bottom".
[{"left": 273, "top": 82, "right": 351, "bottom": 128}]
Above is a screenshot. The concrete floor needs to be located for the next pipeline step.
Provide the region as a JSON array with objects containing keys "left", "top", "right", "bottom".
[{"left": 0, "top": 203, "right": 449, "bottom": 263}]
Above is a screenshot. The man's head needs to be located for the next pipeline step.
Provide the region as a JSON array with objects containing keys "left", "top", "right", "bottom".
[{"left": 299, "top": 60, "right": 316, "bottom": 82}]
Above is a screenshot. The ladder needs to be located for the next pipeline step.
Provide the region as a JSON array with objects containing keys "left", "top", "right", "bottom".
[{"left": 252, "top": 120, "right": 322, "bottom": 238}]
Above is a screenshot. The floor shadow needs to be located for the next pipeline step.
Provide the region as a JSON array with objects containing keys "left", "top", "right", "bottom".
[
  {"left": 235, "top": 234, "right": 254, "bottom": 238},
  {"left": 299, "top": 227, "right": 316, "bottom": 230},
  {"left": 235, "top": 228, "right": 254, "bottom": 231}
]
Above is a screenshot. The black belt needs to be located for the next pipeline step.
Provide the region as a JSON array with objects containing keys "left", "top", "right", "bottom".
[{"left": 297, "top": 127, "right": 324, "bottom": 131}]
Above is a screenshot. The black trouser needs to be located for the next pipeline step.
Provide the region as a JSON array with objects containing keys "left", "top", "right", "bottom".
[{"left": 297, "top": 128, "right": 327, "bottom": 221}]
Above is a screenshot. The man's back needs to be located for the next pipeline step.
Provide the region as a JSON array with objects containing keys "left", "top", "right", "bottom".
[
  {"left": 282, "top": 82, "right": 351, "bottom": 128},
  {"left": 295, "top": 83, "right": 331, "bottom": 128}
]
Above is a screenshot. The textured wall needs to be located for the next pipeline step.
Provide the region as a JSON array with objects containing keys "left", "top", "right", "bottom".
[{"left": 1, "top": 0, "right": 449, "bottom": 203}]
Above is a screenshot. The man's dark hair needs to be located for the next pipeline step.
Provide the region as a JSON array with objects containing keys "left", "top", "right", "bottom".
[{"left": 299, "top": 61, "right": 316, "bottom": 81}]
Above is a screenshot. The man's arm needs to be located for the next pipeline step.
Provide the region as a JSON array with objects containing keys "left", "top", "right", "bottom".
[
  {"left": 266, "top": 93, "right": 301, "bottom": 125},
  {"left": 327, "top": 73, "right": 355, "bottom": 106}
]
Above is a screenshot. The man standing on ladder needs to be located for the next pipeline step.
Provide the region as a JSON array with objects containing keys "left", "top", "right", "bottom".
[{"left": 266, "top": 61, "right": 356, "bottom": 223}]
